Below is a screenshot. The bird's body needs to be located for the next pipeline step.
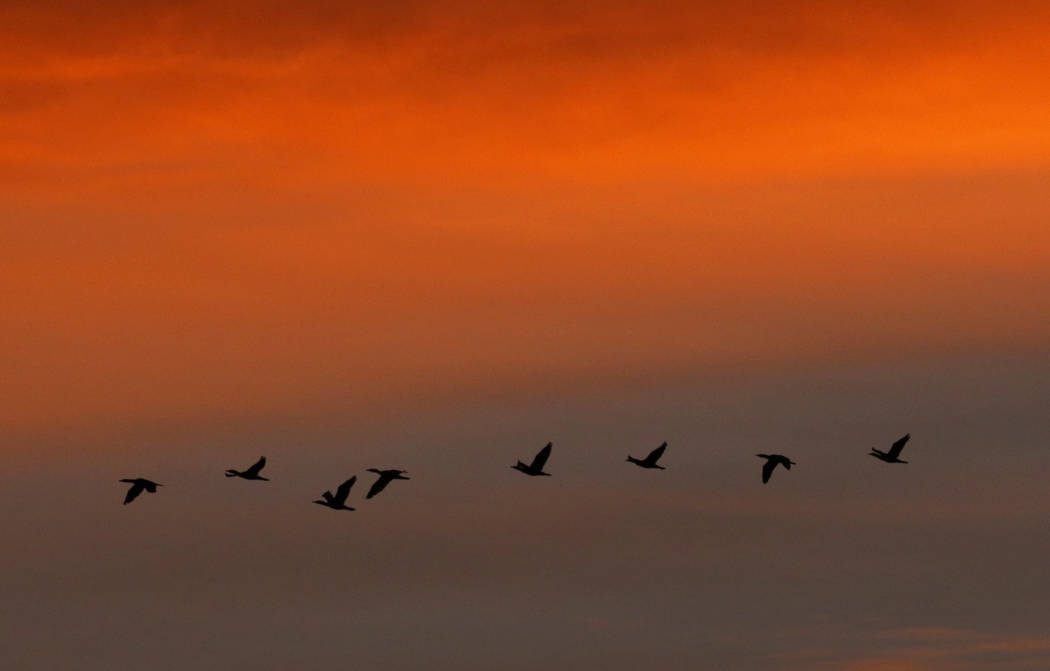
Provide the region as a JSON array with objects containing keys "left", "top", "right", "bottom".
[
  {"left": 119, "top": 478, "right": 162, "bottom": 504},
  {"left": 756, "top": 454, "right": 796, "bottom": 484},
  {"left": 314, "top": 476, "right": 357, "bottom": 511},
  {"left": 366, "top": 469, "right": 410, "bottom": 499},
  {"left": 627, "top": 442, "right": 667, "bottom": 469},
  {"left": 512, "top": 442, "right": 552, "bottom": 476},
  {"left": 225, "top": 456, "right": 269, "bottom": 480},
  {"left": 870, "top": 434, "right": 911, "bottom": 464}
]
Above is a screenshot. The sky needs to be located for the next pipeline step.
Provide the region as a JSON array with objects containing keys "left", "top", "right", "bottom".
[{"left": 2, "top": 2, "right": 1049, "bottom": 669}]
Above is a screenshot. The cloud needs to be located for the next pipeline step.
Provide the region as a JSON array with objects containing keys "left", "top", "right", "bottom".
[
  {"left": 4, "top": 0, "right": 1050, "bottom": 200},
  {"left": 833, "top": 628, "right": 1050, "bottom": 671}
]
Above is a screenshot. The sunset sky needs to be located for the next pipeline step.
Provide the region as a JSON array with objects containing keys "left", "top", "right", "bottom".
[{"left": 3, "top": 2, "right": 1050, "bottom": 669}]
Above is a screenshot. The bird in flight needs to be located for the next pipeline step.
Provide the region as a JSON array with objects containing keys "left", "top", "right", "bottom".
[
  {"left": 756, "top": 454, "right": 796, "bottom": 484},
  {"left": 365, "top": 469, "right": 410, "bottom": 499},
  {"left": 870, "top": 434, "right": 911, "bottom": 464},
  {"left": 119, "top": 478, "right": 162, "bottom": 505},
  {"left": 225, "top": 456, "right": 269, "bottom": 481},
  {"left": 627, "top": 442, "right": 667, "bottom": 469},
  {"left": 314, "top": 476, "right": 357, "bottom": 511},
  {"left": 512, "top": 442, "right": 553, "bottom": 476}
]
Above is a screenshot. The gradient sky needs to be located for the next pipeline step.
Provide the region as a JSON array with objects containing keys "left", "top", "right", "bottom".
[{"left": 3, "top": 2, "right": 1050, "bottom": 669}]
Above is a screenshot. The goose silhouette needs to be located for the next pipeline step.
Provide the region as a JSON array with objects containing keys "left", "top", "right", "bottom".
[
  {"left": 366, "top": 469, "right": 410, "bottom": 499},
  {"left": 314, "top": 477, "right": 357, "bottom": 511},
  {"left": 627, "top": 442, "right": 667, "bottom": 469},
  {"left": 119, "top": 478, "right": 162, "bottom": 505},
  {"left": 756, "top": 454, "right": 795, "bottom": 484},
  {"left": 512, "top": 442, "right": 552, "bottom": 476},
  {"left": 870, "top": 434, "right": 911, "bottom": 464},
  {"left": 225, "top": 456, "right": 269, "bottom": 481}
]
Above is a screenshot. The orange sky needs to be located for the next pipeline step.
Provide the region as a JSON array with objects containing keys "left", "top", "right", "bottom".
[
  {"left": 6, "top": 1, "right": 1050, "bottom": 191},
  {"left": 4, "top": 0, "right": 1050, "bottom": 437}
]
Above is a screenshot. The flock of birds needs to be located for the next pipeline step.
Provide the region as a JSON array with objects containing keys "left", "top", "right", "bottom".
[
  {"left": 117, "top": 433, "right": 914, "bottom": 506},
  {"left": 118, "top": 459, "right": 410, "bottom": 507}
]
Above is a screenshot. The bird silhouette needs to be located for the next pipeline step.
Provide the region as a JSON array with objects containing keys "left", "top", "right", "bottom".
[
  {"left": 870, "top": 433, "right": 911, "bottom": 463},
  {"left": 627, "top": 442, "right": 667, "bottom": 469},
  {"left": 756, "top": 454, "right": 795, "bottom": 484},
  {"left": 119, "top": 478, "right": 162, "bottom": 505},
  {"left": 365, "top": 469, "right": 410, "bottom": 499},
  {"left": 225, "top": 456, "right": 269, "bottom": 480},
  {"left": 512, "top": 442, "right": 552, "bottom": 476},
  {"left": 314, "top": 476, "right": 357, "bottom": 511}
]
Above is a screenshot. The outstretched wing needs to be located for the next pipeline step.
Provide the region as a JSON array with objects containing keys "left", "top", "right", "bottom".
[
  {"left": 761, "top": 459, "right": 776, "bottom": 484},
  {"left": 646, "top": 442, "right": 667, "bottom": 463},
  {"left": 124, "top": 481, "right": 145, "bottom": 504},
  {"left": 334, "top": 476, "right": 357, "bottom": 503},
  {"left": 529, "top": 443, "right": 552, "bottom": 471},
  {"left": 243, "top": 456, "right": 266, "bottom": 477},
  {"left": 888, "top": 434, "right": 910, "bottom": 459},
  {"left": 366, "top": 474, "right": 391, "bottom": 499}
]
